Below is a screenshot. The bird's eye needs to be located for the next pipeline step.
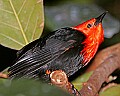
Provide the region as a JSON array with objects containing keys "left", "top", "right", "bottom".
[{"left": 87, "top": 24, "right": 92, "bottom": 28}]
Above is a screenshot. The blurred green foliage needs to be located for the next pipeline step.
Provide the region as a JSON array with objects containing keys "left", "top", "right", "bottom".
[
  {"left": 100, "top": 85, "right": 120, "bottom": 96},
  {"left": 72, "top": 71, "right": 93, "bottom": 90},
  {"left": 0, "top": 79, "right": 70, "bottom": 96}
]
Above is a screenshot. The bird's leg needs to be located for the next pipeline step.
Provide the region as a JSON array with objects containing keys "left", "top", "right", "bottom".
[
  {"left": 50, "top": 70, "right": 81, "bottom": 96},
  {"left": 0, "top": 72, "right": 8, "bottom": 79}
]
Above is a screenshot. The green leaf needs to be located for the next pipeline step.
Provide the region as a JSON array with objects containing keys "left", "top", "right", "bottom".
[
  {"left": 99, "top": 85, "right": 120, "bottom": 96},
  {"left": 72, "top": 71, "right": 93, "bottom": 90},
  {"left": 0, "top": 79, "right": 71, "bottom": 96},
  {"left": 0, "top": 0, "right": 44, "bottom": 50}
]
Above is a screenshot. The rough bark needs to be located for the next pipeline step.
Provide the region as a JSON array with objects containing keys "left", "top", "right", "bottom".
[{"left": 80, "top": 43, "right": 120, "bottom": 96}]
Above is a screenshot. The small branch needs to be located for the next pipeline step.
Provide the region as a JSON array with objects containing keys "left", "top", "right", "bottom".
[
  {"left": 100, "top": 83, "right": 118, "bottom": 92},
  {"left": 0, "top": 72, "right": 8, "bottom": 79},
  {"left": 50, "top": 70, "right": 80, "bottom": 96},
  {"left": 80, "top": 43, "right": 120, "bottom": 96}
]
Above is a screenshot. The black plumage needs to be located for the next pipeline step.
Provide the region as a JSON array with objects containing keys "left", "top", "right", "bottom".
[{"left": 8, "top": 27, "right": 86, "bottom": 82}]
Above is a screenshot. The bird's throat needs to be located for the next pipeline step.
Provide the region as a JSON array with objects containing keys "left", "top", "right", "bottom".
[{"left": 80, "top": 35, "right": 99, "bottom": 66}]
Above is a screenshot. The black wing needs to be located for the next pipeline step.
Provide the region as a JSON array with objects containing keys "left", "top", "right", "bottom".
[{"left": 8, "top": 27, "right": 85, "bottom": 81}]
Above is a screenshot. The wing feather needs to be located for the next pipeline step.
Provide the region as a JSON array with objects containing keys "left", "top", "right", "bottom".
[
  {"left": 8, "top": 27, "right": 85, "bottom": 80},
  {"left": 8, "top": 39, "right": 76, "bottom": 78}
]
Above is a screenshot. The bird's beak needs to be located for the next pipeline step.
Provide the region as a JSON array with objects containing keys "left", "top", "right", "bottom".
[{"left": 94, "top": 11, "right": 107, "bottom": 26}]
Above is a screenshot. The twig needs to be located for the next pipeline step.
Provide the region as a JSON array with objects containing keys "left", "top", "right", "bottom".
[
  {"left": 50, "top": 70, "right": 81, "bottom": 96},
  {"left": 100, "top": 83, "right": 117, "bottom": 92},
  {"left": 0, "top": 72, "right": 8, "bottom": 79}
]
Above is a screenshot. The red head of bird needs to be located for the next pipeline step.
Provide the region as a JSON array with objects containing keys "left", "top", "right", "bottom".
[{"left": 73, "top": 12, "right": 107, "bottom": 65}]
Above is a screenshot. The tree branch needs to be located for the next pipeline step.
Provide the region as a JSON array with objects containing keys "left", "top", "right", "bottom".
[
  {"left": 80, "top": 43, "right": 120, "bottom": 96},
  {"left": 50, "top": 70, "right": 80, "bottom": 96},
  {"left": 0, "top": 72, "right": 8, "bottom": 79}
]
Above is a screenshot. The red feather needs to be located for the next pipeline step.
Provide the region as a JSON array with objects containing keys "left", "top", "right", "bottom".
[{"left": 73, "top": 18, "right": 104, "bottom": 65}]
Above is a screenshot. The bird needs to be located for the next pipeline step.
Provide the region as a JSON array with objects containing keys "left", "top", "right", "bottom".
[{"left": 8, "top": 12, "right": 107, "bottom": 82}]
